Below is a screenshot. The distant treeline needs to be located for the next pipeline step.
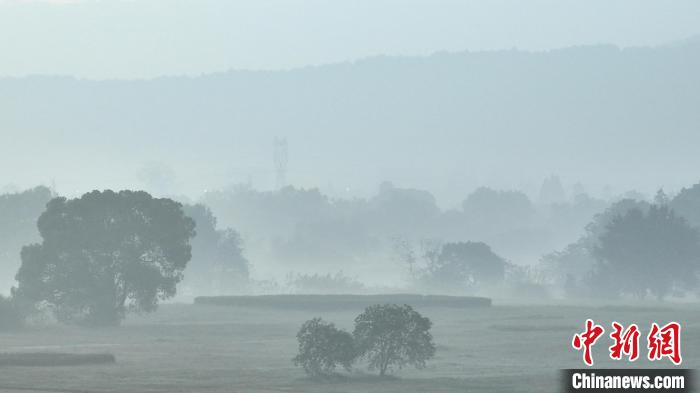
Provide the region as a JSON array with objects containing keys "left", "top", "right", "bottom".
[{"left": 2, "top": 179, "right": 700, "bottom": 306}]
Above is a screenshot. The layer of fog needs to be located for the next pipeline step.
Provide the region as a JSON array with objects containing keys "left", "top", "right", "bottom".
[{"left": 1, "top": 41, "right": 700, "bottom": 209}]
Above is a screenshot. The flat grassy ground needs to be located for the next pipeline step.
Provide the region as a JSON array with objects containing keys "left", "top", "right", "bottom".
[{"left": 0, "top": 301, "right": 698, "bottom": 393}]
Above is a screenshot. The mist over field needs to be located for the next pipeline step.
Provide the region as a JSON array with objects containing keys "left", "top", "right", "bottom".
[{"left": 1, "top": 1, "right": 700, "bottom": 392}]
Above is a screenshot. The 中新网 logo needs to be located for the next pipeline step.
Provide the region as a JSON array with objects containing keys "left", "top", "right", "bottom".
[{"left": 572, "top": 319, "right": 681, "bottom": 366}]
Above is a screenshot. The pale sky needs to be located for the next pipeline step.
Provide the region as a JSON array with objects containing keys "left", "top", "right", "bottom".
[{"left": 1, "top": 0, "right": 699, "bottom": 79}]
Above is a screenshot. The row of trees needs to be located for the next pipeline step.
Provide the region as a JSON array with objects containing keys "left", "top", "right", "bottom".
[
  {"left": 388, "top": 185, "right": 700, "bottom": 300},
  {"left": 4, "top": 180, "right": 700, "bottom": 328},
  {"left": 384, "top": 182, "right": 700, "bottom": 300},
  {"left": 293, "top": 304, "right": 436, "bottom": 377},
  {"left": 201, "top": 181, "right": 607, "bottom": 271}
]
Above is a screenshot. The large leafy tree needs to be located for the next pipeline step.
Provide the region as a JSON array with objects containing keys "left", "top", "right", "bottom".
[
  {"left": 593, "top": 205, "right": 700, "bottom": 299},
  {"left": 353, "top": 304, "right": 435, "bottom": 376},
  {"left": 539, "top": 198, "right": 651, "bottom": 296},
  {"left": 14, "top": 190, "right": 195, "bottom": 325}
]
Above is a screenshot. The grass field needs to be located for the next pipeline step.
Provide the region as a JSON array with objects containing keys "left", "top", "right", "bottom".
[{"left": 0, "top": 299, "right": 698, "bottom": 393}]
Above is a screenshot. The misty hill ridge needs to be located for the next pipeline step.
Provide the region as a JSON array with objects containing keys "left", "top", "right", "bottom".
[
  {"left": 1, "top": 42, "right": 699, "bottom": 197},
  {"left": 3, "top": 40, "right": 699, "bottom": 80}
]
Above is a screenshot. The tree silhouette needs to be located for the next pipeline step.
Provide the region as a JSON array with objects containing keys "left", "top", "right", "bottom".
[
  {"left": 293, "top": 318, "right": 356, "bottom": 376},
  {"left": 0, "top": 186, "right": 53, "bottom": 292},
  {"left": 182, "top": 204, "right": 248, "bottom": 293},
  {"left": 353, "top": 304, "right": 435, "bottom": 376},
  {"left": 671, "top": 182, "right": 700, "bottom": 228},
  {"left": 421, "top": 241, "right": 507, "bottom": 291},
  {"left": 14, "top": 190, "right": 195, "bottom": 325},
  {"left": 540, "top": 198, "right": 651, "bottom": 297},
  {"left": 593, "top": 205, "right": 700, "bottom": 299}
]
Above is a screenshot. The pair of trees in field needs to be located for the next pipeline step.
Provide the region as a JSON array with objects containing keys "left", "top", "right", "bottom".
[{"left": 293, "top": 304, "right": 436, "bottom": 377}]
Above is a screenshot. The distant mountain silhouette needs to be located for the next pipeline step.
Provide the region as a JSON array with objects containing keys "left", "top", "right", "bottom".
[{"left": 1, "top": 41, "right": 699, "bottom": 200}]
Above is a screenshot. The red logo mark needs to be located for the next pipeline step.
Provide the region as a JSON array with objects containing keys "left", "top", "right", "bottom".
[
  {"left": 609, "top": 322, "right": 640, "bottom": 362},
  {"left": 647, "top": 322, "right": 682, "bottom": 365},
  {"left": 572, "top": 319, "right": 605, "bottom": 366}
]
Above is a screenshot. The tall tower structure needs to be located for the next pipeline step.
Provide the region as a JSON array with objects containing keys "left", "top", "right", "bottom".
[{"left": 273, "top": 137, "right": 288, "bottom": 190}]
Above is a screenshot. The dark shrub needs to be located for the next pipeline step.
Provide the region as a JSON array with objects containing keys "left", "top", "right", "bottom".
[{"left": 293, "top": 318, "right": 356, "bottom": 376}]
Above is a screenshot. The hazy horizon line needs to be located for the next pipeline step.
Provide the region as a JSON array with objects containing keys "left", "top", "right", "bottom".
[{"left": 2, "top": 37, "right": 698, "bottom": 82}]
